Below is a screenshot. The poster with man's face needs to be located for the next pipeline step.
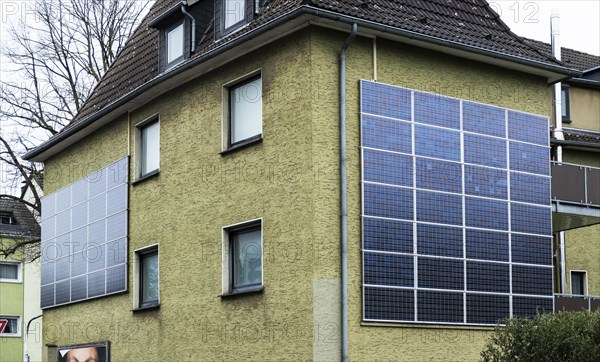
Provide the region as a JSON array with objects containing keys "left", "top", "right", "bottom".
[{"left": 58, "top": 342, "right": 109, "bottom": 362}]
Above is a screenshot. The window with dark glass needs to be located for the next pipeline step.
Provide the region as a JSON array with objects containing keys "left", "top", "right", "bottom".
[
  {"left": 0, "top": 212, "right": 16, "bottom": 225},
  {"left": 571, "top": 271, "right": 586, "bottom": 295},
  {"left": 138, "top": 248, "right": 159, "bottom": 308},
  {"left": 225, "top": 221, "right": 262, "bottom": 293},
  {"left": 0, "top": 316, "right": 20, "bottom": 336}
]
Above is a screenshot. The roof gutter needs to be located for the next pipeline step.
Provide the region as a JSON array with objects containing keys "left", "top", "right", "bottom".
[
  {"left": 24, "top": 5, "right": 580, "bottom": 161},
  {"left": 567, "top": 78, "right": 600, "bottom": 89},
  {"left": 551, "top": 139, "right": 600, "bottom": 149}
]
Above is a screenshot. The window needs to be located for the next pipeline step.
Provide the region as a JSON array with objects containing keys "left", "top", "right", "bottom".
[
  {"left": 226, "top": 75, "right": 262, "bottom": 149},
  {"left": 217, "top": 0, "right": 260, "bottom": 37},
  {"left": 0, "top": 212, "right": 16, "bottom": 225},
  {"left": 0, "top": 316, "right": 20, "bottom": 336},
  {"left": 571, "top": 271, "right": 586, "bottom": 295},
  {"left": 561, "top": 86, "right": 570, "bottom": 122},
  {"left": 0, "top": 262, "right": 20, "bottom": 282},
  {"left": 137, "top": 119, "right": 160, "bottom": 179},
  {"left": 166, "top": 21, "right": 184, "bottom": 67},
  {"left": 222, "top": 219, "right": 262, "bottom": 295},
  {"left": 224, "top": 0, "right": 245, "bottom": 29},
  {"left": 134, "top": 246, "right": 159, "bottom": 309}
]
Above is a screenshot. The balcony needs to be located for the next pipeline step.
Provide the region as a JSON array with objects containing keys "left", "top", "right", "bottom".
[
  {"left": 554, "top": 294, "right": 600, "bottom": 312},
  {"left": 551, "top": 161, "right": 600, "bottom": 231}
]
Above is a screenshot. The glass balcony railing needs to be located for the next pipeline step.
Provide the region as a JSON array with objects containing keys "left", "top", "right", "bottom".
[
  {"left": 551, "top": 161, "right": 600, "bottom": 207},
  {"left": 554, "top": 294, "right": 600, "bottom": 312}
]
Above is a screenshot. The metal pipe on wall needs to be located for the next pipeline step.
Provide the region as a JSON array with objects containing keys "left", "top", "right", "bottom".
[{"left": 339, "top": 22, "right": 357, "bottom": 362}]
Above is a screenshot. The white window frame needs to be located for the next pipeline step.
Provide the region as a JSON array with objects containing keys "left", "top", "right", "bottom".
[
  {"left": 222, "top": 71, "right": 262, "bottom": 151},
  {"left": 570, "top": 270, "right": 588, "bottom": 296},
  {"left": 134, "top": 115, "right": 160, "bottom": 180},
  {"left": 0, "top": 261, "right": 21, "bottom": 283},
  {"left": 133, "top": 244, "right": 160, "bottom": 310},
  {"left": 0, "top": 316, "right": 21, "bottom": 337},
  {"left": 165, "top": 21, "right": 185, "bottom": 68},
  {"left": 222, "top": 218, "right": 263, "bottom": 295}
]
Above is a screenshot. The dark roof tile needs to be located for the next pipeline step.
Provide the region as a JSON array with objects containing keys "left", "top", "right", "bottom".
[
  {"left": 56, "top": 1, "right": 572, "bottom": 136},
  {"left": 524, "top": 38, "right": 600, "bottom": 71},
  {"left": 0, "top": 198, "right": 40, "bottom": 239}
]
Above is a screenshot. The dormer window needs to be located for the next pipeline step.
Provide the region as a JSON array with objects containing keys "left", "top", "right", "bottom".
[
  {"left": 166, "top": 21, "right": 184, "bottom": 66},
  {"left": 224, "top": 0, "right": 245, "bottom": 29},
  {"left": 217, "top": 0, "right": 259, "bottom": 37},
  {"left": 0, "top": 212, "right": 16, "bottom": 225}
]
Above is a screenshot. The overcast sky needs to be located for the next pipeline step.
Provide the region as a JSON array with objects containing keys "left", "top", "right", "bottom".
[{"left": 494, "top": 0, "right": 599, "bottom": 56}]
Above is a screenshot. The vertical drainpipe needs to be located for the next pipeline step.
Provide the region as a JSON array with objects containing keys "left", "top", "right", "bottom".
[
  {"left": 181, "top": 1, "right": 196, "bottom": 53},
  {"left": 340, "top": 23, "right": 357, "bottom": 362},
  {"left": 551, "top": 10, "right": 567, "bottom": 295}
]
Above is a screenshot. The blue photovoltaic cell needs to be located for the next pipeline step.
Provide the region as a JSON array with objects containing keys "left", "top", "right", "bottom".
[
  {"left": 512, "top": 235, "right": 552, "bottom": 265},
  {"left": 416, "top": 191, "right": 462, "bottom": 225},
  {"left": 362, "top": 116, "right": 412, "bottom": 154},
  {"left": 465, "top": 229, "right": 509, "bottom": 261},
  {"left": 510, "top": 172, "right": 550, "bottom": 205},
  {"left": 361, "top": 81, "right": 411, "bottom": 120},
  {"left": 463, "top": 102, "right": 505, "bottom": 137},
  {"left": 509, "top": 142, "right": 549, "bottom": 175},
  {"left": 513, "top": 297, "right": 553, "bottom": 318},
  {"left": 417, "top": 290, "right": 463, "bottom": 323},
  {"left": 465, "top": 197, "right": 508, "bottom": 230},
  {"left": 363, "top": 217, "right": 413, "bottom": 254},
  {"left": 364, "top": 252, "right": 414, "bottom": 287},
  {"left": 364, "top": 287, "right": 415, "bottom": 321},
  {"left": 360, "top": 82, "right": 552, "bottom": 325},
  {"left": 467, "top": 294, "right": 510, "bottom": 324},
  {"left": 364, "top": 183, "right": 413, "bottom": 220},
  {"left": 363, "top": 149, "right": 413, "bottom": 187},
  {"left": 414, "top": 92, "right": 460, "bottom": 129},
  {"left": 467, "top": 261, "right": 510, "bottom": 293},
  {"left": 464, "top": 165, "right": 507, "bottom": 199},
  {"left": 40, "top": 157, "right": 128, "bottom": 309},
  {"left": 417, "top": 224, "right": 463, "bottom": 258},
  {"left": 464, "top": 134, "right": 506, "bottom": 168},
  {"left": 418, "top": 257, "right": 463, "bottom": 290},
  {"left": 416, "top": 158, "right": 462, "bottom": 193},
  {"left": 508, "top": 111, "right": 548, "bottom": 146},
  {"left": 511, "top": 204, "right": 551, "bottom": 235},
  {"left": 415, "top": 125, "right": 461, "bottom": 161},
  {"left": 512, "top": 265, "right": 553, "bottom": 295}
]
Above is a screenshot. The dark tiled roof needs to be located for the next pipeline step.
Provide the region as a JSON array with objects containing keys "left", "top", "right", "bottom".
[
  {"left": 0, "top": 197, "right": 40, "bottom": 239},
  {"left": 563, "top": 128, "right": 600, "bottom": 145},
  {"left": 57, "top": 0, "right": 567, "bottom": 136},
  {"left": 524, "top": 38, "right": 600, "bottom": 71}
]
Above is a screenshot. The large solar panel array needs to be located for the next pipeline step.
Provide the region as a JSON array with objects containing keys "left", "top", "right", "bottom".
[
  {"left": 360, "top": 81, "right": 553, "bottom": 325},
  {"left": 40, "top": 158, "right": 128, "bottom": 309}
]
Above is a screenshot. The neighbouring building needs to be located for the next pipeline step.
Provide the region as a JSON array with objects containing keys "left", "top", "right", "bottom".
[
  {"left": 522, "top": 38, "right": 600, "bottom": 309},
  {"left": 0, "top": 198, "right": 42, "bottom": 362},
  {"left": 22, "top": 0, "right": 599, "bottom": 361}
]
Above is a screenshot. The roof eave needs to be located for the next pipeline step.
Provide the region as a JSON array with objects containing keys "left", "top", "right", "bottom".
[{"left": 24, "top": 5, "right": 580, "bottom": 162}]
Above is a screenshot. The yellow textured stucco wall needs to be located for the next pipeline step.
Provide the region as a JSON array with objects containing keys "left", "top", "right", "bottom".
[
  {"left": 569, "top": 86, "right": 600, "bottom": 132},
  {"left": 333, "top": 32, "right": 548, "bottom": 361},
  {"left": 41, "top": 25, "right": 555, "bottom": 362},
  {"left": 43, "top": 30, "right": 317, "bottom": 362}
]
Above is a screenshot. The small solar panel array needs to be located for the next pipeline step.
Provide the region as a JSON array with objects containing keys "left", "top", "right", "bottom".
[
  {"left": 40, "top": 158, "right": 129, "bottom": 309},
  {"left": 360, "top": 81, "right": 553, "bottom": 325}
]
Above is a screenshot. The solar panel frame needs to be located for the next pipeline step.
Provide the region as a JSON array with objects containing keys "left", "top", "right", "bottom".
[
  {"left": 40, "top": 157, "right": 129, "bottom": 309},
  {"left": 360, "top": 80, "right": 554, "bottom": 326}
]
